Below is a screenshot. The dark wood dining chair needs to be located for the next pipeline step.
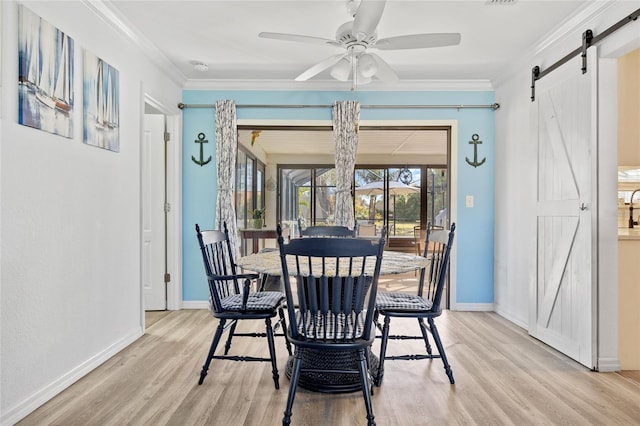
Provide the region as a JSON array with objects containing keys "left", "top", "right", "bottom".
[
  {"left": 195, "top": 222, "right": 292, "bottom": 389},
  {"left": 374, "top": 223, "right": 456, "bottom": 386},
  {"left": 276, "top": 225, "right": 386, "bottom": 426}
]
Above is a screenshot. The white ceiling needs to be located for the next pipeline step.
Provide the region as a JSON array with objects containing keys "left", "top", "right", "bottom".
[
  {"left": 107, "top": 0, "right": 595, "bottom": 87},
  {"left": 108, "top": 0, "right": 607, "bottom": 155}
]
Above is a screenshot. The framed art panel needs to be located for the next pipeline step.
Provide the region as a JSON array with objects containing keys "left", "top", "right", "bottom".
[
  {"left": 18, "top": 6, "right": 75, "bottom": 137},
  {"left": 83, "top": 50, "right": 120, "bottom": 152}
]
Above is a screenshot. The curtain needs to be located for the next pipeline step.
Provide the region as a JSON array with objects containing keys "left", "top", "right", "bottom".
[
  {"left": 333, "top": 100, "right": 360, "bottom": 229},
  {"left": 215, "top": 100, "right": 240, "bottom": 260}
]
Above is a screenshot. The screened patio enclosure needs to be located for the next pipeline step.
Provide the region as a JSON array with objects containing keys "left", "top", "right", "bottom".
[{"left": 278, "top": 165, "right": 448, "bottom": 241}]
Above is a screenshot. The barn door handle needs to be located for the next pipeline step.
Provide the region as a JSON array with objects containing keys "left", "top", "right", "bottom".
[{"left": 580, "top": 203, "right": 588, "bottom": 211}]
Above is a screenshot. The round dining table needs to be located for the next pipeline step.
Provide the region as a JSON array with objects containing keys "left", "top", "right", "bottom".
[
  {"left": 236, "top": 248, "right": 429, "bottom": 278},
  {"left": 236, "top": 247, "right": 430, "bottom": 393}
]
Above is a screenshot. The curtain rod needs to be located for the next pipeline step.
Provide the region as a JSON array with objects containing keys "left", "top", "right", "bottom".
[{"left": 177, "top": 102, "right": 500, "bottom": 111}]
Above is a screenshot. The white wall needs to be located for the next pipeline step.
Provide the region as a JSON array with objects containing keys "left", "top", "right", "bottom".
[
  {"left": 493, "top": 2, "right": 640, "bottom": 368},
  {"left": 0, "top": 1, "right": 183, "bottom": 423}
]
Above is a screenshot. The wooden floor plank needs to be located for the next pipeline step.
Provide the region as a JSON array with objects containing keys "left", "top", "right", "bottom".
[{"left": 17, "top": 308, "right": 640, "bottom": 426}]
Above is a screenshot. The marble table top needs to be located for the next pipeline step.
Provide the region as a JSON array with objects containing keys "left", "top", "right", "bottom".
[{"left": 236, "top": 248, "right": 430, "bottom": 277}]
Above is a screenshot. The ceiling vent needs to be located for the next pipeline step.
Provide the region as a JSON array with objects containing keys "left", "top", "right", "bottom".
[{"left": 486, "top": 0, "right": 517, "bottom": 4}]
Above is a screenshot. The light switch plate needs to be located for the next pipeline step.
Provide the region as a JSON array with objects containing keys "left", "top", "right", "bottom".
[{"left": 466, "top": 195, "right": 474, "bottom": 208}]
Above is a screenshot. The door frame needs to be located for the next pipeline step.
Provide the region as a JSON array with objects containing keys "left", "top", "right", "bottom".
[
  {"left": 597, "top": 39, "right": 640, "bottom": 371},
  {"left": 583, "top": 13, "right": 640, "bottom": 373},
  {"left": 237, "top": 118, "right": 459, "bottom": 309},
  {"left": 141, "top": 93, "right": 182, "bottom": 319}
]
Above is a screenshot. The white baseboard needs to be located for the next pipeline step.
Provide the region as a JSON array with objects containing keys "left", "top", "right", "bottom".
[
  {"left": 2, "top": 327, "right": 143, "bottom": 426},
  {"left": 450, "top": 302, "right": 494, "bottom": 312},
  {"left": 182, "top": 300, "right": 210, "bottom": 310},
  {"left": 494, "top": 308, "right": 529, "bottom": 330},
  {"left": 597, "top": 357, "right": 621, "bottom": 372}
]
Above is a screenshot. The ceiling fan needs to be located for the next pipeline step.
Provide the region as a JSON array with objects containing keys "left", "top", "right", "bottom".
[{"left": 258, "top": 0, "right": 461, "bottom": 88}]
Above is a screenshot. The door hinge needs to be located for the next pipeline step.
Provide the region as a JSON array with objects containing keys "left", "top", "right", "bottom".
[
  {"left": 164, "top": 273, "right": 171, "bottom": 283},
  {"left": 164, "top": 132, "right": 170, "bottom": 142},
  {"left": 164, "top": 202, "right": 171, "bottom": 213}
]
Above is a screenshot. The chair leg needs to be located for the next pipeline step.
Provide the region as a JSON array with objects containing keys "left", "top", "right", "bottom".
[
  {"left": 223, "top": 320, "right": 238, "bottom": 355},
  {"left": 428, "top": 317, "right": 454, "bottom": 384},
  {"left": 199, "top": 318, "right": 226, "bottom": 385},
  {"left": 357, "top": 349, "right": 376, "bottom": 426},
  {"left": 283, "top": 350, "right": 303, "bottom": 426},
  {"left": 375, "top": 314, "right": 391, "bottom": 386},
  {"left": 278, "top": 308, "right": 293, "bottom": 356},
  {"left": 418, "top": 318, "right": 433, "bottom": 355},
  {"left": 265, "top": 317, "right": 280, "bottom": 389},
  {"left": 364, "top": 349, "right": 374, "bottom": 396}
]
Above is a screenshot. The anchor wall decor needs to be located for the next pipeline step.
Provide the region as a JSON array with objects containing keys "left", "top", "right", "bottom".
[
  {"left": 465, "top": 134, "right": 486, "bottom": 168},
  {"left": 191, "top": 133, "right": 211, "bottom": 167}
]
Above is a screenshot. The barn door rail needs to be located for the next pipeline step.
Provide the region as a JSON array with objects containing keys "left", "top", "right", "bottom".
[{"left": 530, "top": 7, "right": 640, "bottom": 101}]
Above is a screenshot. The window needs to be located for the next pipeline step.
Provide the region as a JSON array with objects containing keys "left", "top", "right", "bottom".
[
  {"left": 279, "top": 166, "right": 337, "bottom": 230},
  {"left": 279, "top": 164, "right": 448, "bottom": 236},
  {"left": 236, "top": 146, "right": 265, "bottom": 230},
  {"left": 354, "top": 166, "right": 447, "bottom": 236}
]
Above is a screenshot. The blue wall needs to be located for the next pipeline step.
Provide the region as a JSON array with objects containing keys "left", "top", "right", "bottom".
[{"left": 182, "top": 90, "right": 495, "bottom": 305}]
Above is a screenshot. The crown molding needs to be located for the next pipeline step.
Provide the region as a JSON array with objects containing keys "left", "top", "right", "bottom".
[
  {"left": 183, "top": 78, "right": 494, "bottom": 92},
  {"left": 531, "top": 1, "right": 618, "bottom": 57},
  {"left": 492, "top": 1, "right": 618, "bottom": 86},
  {"left": 81, "top": 0, "right": 187, "bottom": 87}
]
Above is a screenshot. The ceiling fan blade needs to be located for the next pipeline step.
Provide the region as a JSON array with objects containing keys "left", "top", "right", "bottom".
[
  {"left": 352, "top": 0, "right": 386, "bottom": 40},
  {"left": 295, "top": 54, "right": 347, "bottom": 81},
  {"left": 259, "top": 32, "right": 341, "bottom": 47},
  {"left": 374, "top": 33, "right": 461, "bottom": 50},
  {"left": 369, "top": 53, "right": 399, "bottom": 82}
]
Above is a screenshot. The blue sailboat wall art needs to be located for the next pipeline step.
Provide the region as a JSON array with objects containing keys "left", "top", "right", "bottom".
[
  {"left": 18, "top": 6, "right": 75, "bottom": 138},
  {"left": 83, "top": 51, "right": 120, "bottom": 152}
]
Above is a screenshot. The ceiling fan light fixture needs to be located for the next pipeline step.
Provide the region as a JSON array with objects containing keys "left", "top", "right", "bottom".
[
  {"left": 261, "top": 0, "right": 461, "bottom": 85},
  {"left": 358, "top": 53, "right": 378, "bottom": 79},
  {"left": 330, "top": 58, "right": 352, "bottom": 81}
]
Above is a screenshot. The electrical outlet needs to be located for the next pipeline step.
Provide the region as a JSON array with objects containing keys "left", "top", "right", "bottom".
[{"left": 466, "top": 195, "right": 474, "bottom": 208}]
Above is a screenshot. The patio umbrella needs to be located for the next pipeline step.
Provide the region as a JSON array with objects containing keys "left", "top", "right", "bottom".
[{"left": 354, "top": 180, "right": 420, "bottom": 196}]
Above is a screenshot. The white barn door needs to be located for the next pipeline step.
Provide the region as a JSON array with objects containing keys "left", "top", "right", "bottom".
[{"left": 529, "top": 51, "right": 597, "bottom": 368}]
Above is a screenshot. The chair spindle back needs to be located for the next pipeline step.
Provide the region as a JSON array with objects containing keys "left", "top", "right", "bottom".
[{"left": 417, "top": 223, "right": 456, "bottom": 313}]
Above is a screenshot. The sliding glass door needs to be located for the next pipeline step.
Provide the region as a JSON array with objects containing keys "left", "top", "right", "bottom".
[
  {"left": 354, "top": 166, "right": 447, "bottom": 236},
  {"left": 279, "top": 165, "right": 448, "bottom": 238},
  {"left": 279, "top": 166, "right": 337, "bottom": 233}
]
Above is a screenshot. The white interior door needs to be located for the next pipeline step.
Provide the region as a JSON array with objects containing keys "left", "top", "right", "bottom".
[
  {"left": 529, "top": 51, "right": 597, "bottom": 368},
  {"left": 143, "top": 113, "right": 167, "bottom": 311}
]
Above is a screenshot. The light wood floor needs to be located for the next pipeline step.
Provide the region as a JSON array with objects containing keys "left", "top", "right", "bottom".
[
  {"left": 145, "top": 310, "right": 171, "bottom": 329},
  {"left": 18, "top": 294, "right": 640, "bottom": 425}
]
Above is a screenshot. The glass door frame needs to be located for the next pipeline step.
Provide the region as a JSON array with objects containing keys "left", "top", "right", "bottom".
[{"left": 237, "top": 120, "right": 455, "bottom": 309}]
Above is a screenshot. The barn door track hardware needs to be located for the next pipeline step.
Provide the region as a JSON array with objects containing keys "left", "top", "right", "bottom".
[{"left": 530, "top": 8, "right": 639, "bottom": 101}]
